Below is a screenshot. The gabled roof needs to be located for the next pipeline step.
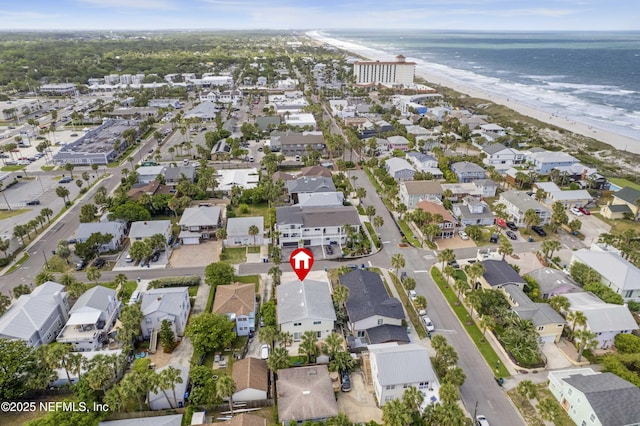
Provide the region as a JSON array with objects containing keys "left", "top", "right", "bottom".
[
  {"left": 277, "top": 280, "right": 336, "bottom": 324},
  {"left": 178, "top": 206, "right": 221, "bottom": 228},
  {"left": 212, "top": 283, "right": 255, "bottom": 316},
  {"left": 226, "top": 217, "right": 264, "bottom": 237},
  {"left": 366, "top": 324, "right": 410, "bottom": 344},
  {"left": 129, "top": 220, "right": 171, "bottom": 240},
  {"left": 77, "top": 222, "right": 125, "bottom": 241},
  {"left": 564, "top": 372, "right": 640, "bottom": 426},
  {"left": 451, "top": 161, "right": 485, "bottom": 174},
  {"left": 401, "top": 180, "right": 443, "bottom": 195},
  {"left": 71, "top": 285, "right": 116, "bottom": 315},
  {"left": 500, "top": 190, "right": 550, "bottom": 213},
  {"left": 300, "top": 165, "right": 332, "bottom": 178},
  {"left": 416, "top": 200, "right": 455, "bottom": 223},
  {"left": 387, "top": 135, "right": 410, "bottom": 145},
  {"left": 368, "top": 343, "right": 437, "bottom": 386},
  {"left": 339, "top": 270, "right": 404, "bottom": 322},
  {"left": 272, "top": 171, "right": 295, "bottom": 183},
  {"left": 98, "top": 414, "right": 183, "bottom": 426},
  {"left": 140, "top": 287, "right": 189, "bottom": 318},
  {"left": 286, "top": 176, "right": 336, "bottom": 194},
  {"left": 564, "top": 292, "right": 638, "bottom": 333},
  {"left": 482, "top": 143, "right": 510, "bottom": 155},
  {"left": 297, "top": 192, "right": 344, "bottom": 207},
  {"left": 232, "top": 357, "right": 268, "bottom": 393},
  {"left": 525, "top": 268, "right": 581, "bottom": 296},
  {"left": 481, "top": 260, "right": 526, "bottom": 287},
  {"left": 614, "top": 186, "right": 640, "bottom": 205},
  {"left": 163, "top": 165, "right": 196, "bottom": 181},
  {"left": 277, "top": 365, "right": 338, "bottom": 423},
  {"left": 605, "top": 204, "right": 632, "bottom": 213},
  {"left": 276, "top": 206, "right": 360, "bottom": 228},
  {"left": 572, "top": 249, "right": 640, "bottom": 291},
  {"left": 385, "top": 157, "right": 415, "bottom": 174}
]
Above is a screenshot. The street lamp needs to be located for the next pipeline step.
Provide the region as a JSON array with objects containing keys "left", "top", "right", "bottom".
[{"left": 41, "top": 251, "right": 49, "bottom": 269}]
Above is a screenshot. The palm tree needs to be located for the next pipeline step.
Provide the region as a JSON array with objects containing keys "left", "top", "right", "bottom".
[
  {"left": 268, "top": 266, "right": 282, "bottom": 287},
  {"left": 391, "top": 253, "right": 405, "bottom": 275},
  {"left": 40, "top": 207, "right": 53, "bottom": 222},
  {"left": 549, "top": 295, "right": 570, "bottom": 314},
  {"left": 267, "top": 346, "right": 290, "bottom": 375},
  {"left": 324, "top": 332, "right": 343, "bottom": 359},
  {"left": 402, "top": 386, "right": 424, "bottom": 413},
  {"left": 157, "top": 366, "right": 183, "bottom": 409},
  {"left": 453, "top": 279, "right": 468, "bottom": 299},
  {"left": 498, "top": 238, "right": 513, "bottom": 261},
  {"left": 56, "top": 185, "right": 70, "bottom": 204},
  {"left": 438, "top": 248, "right": 455, "bottom": 269},
  {"left": 517, "top": 379, "right": 538, "bottom": 400},
  {"left": 479, "top": 315, "right": 496, "bottom": 340},
  {"left": 443, "top": 264, "right": 456, "bottom": 286},
  {"left": 439, "top": 382, "right": 460, "bottom": 405},
  {"left": 414, "top": 295, "right": 427, "bottom": 313},
  {"left": 278, "top": 331, "right": 293, "bottom": 348},
  {"left": 332, "top": 284, "right": 349, "bottom": 306},
  {"left": 248, "top": 224, "right": 260, "bottom": 246},
  {"left": 373, "top": 215, "right": 384, "bottom": 231},
  {"left": 524, "top": 208, "right": 541, "bottom": 228},
  {"left": 574, "top": 329, "right": 598, "bottom": 362},
  {"left": 259, "top": 325, "right": 278, "bottom": 350},
  {"left": 298, "top": 330, "right": 319, "bottom": 364},
  {"left": 566, "top": 310, "right": 587, "bottom": 341},
  {"left": 381, "top": 398, "right": 412, "bottom": 426},
  {"left": 467, "top": 262, "right": 486, "bottom": 290},
  {"left": 541, "top": 239, "right": 562, "bottom": 260},
  {"left": 215, "top": 374, "right": 236, "bottom": 414}
]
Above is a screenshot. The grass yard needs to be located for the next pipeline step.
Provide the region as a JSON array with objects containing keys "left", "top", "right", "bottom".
[
  {"left": 397, "top": 219, "right": 421, "bottom": 247},
  {"left": 389, "top": 272, "right": 427, "bottom": 339},
  {"left": 236, "top": 274, "right": 260, "bottom": 292},
  {"left": 431, "top": 267, "right": 511, "bottom": 378},
  {"left": 232, "top": 202, "right": 270, "bottom": 222},
  {"left": 40, "top": 165, "right": 55, "bottom": 171},
  {"left": 220, "top": 247, "right": 247, "bottom": 264},
  {"left": 608, "top": 177, "right": 640, "bottom": 191},
  {"left": 507, "top": 384, "right": 575, "bottom": 426},
  {"left": 7, "top": 253, "right": 30, "bottom": 273},
  {"left": 364, "top": 222, "right": 381, "bottom": 249},
  {"left": 593, "top": 213, "right": 640, "bottom": 235},
  {"left": 1, "top": 165, "right": 26, "bottom": 172},
  {"left": 0, "top": 208, "right": 28, "bottom": 220}
]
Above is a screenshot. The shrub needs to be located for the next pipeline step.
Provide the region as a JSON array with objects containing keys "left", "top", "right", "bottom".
[
  {"left": 615, "top": 334, "right": 640, "bottom": 354},
  {"left": 148, "top": 275, "right": 201, "bottom": 288}
]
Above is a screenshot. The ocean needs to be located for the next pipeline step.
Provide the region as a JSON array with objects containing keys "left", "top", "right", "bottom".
[{"left": 325, "top": 30, "right": 640, "bottom": 142}]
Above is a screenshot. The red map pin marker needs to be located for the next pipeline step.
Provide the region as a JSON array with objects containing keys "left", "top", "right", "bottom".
[{"left": 290, "top": 248, "right": 314, "bottom": 281}]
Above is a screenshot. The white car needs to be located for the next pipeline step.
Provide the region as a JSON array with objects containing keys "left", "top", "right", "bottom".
[
  {"left": 260, "top": 344, "right": 270, "bottom": 360},
  {"left": 476, "top": 415, "right": 490, "bottom": 426},
  {"left": 458, "top": 230, "right": 469, "bottom": 240},
  {"left": 422, "top": 316, "right": 435, "bottom": 332},
  {"left": 408, "top": 290, "right": 417, "bottom": 301},
  {"left": 570, "top": 207, "right": 583, "bottom": 216}
]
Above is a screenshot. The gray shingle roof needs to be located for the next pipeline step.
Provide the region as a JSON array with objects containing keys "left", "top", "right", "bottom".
[
  {"left": 368, "top": 343, "right": 437, "bottom": 386},
  {"left": 482, "top": 143, "right": 509, "bottom": 155},
  {"left": 276, "top": 206, "right": 360, "bottom": 228},
  {"left": 277, "top": 365, "right": 338, "bottom": 423},
  {"left": 178, "top": 206, "right": 221, "bottom": 227},
  {"left": 613, "top": 186, "right": 640, "bottom": 205},
  {"left": 339, "top": 270, "right": 404, "bottom": 322},
  {"left": 77, "top": 222, "right": 125, "bottom": 241},
  {"left": 226, "top": 217, "right": 264, "bottom": 237},
  {"left": 286, "top": 176, "right": 336, "bottom": 194},
  {"left": 141, "top": 287, "right": 189, "bottom": 318},
  {"left": 129, "top": 220, "right": 171, "bottom": 240},
  {"left": 451, "top": 161, "right": 485, "bottom": 173},
  {"left": 525, "top": 268, "right": 581, "bottom": 297},
  {"left": 481, "top": 260, "right": 526, "bottom": 287},
  {"left": 366, "top": 324, "right": 410, "bottom": 344},
  {"left": 71, "top": 286, "right": 116, "bottom": 314},
  {"left": 163, "top": 165, "right": 196, "bottom": 181},
  {"left": 277, "top": 279, "right": 336, "bottom": 324},
  {"left": 564, "top": 372, "right": 640, "bottom": 426}
]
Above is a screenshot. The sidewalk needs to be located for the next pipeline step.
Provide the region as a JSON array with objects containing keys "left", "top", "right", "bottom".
[{"left": 379, "top": 268, "right": 425, "bottom": 346}]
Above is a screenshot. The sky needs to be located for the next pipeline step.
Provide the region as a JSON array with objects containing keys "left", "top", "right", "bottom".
[{"left": 1, "top": 0, "right": 639, "bottom": 31}]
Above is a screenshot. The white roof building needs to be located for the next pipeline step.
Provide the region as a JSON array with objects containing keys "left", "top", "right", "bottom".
[{"left": 217, "top": 168, "right": 260, "bottom": 192}]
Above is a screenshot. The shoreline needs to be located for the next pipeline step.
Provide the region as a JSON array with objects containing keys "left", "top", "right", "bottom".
[{"left": 306, "top": 31, "right": 640, "bottom": 156}]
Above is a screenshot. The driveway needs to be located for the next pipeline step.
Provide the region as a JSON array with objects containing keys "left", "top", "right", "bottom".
[
  {"left": 336, "top": 371, "right": 382, "bottom": 424},
  {"left": 169, "top": 240, "right": 221, "bottom": 268},
  {"left": 435, "top": 235, "right": 477, "bottom": 250},
  {"left": 576, "top": 214, "right": 611, "bottom": 246}
]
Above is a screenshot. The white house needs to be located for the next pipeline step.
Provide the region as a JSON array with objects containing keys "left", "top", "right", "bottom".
[
  {"left": 385, "top": 157, "right": 416, "bottom": 181},
  {"left": 548, "top": 368, "right": 640, "bottom": 426},
  {"left": 232, "top": 357, "right": 269, "bottom": 402},
  {"left": 563, "top": 292, "right": 638, "bottom": 349},
  {"left": 57, "top": 286, "right": 121, "bottom": 352},
  {"left": 525, "top": 150, "right": 579, "bottom": 174},
  {"left": 212, "top": 283, "right": 256, "bottom": 337},
  {"left": 178, "top": 206, "right": 221, "bottom": 245},
  {"left": 216, "top": 168, "right": 260, "bottom": 192},
  {"left": 277, "top": 279, "right": 336, "bottom": 342},
  {"left": 140, "top": 287, "right": 190, "bottom": 339},
  {"left": 570, "top": 249, "right": 640, "bottom": 301},
  {"left": 0, "top": 281, "right": 69, "bottom": 348},
  {"left": 399, "top": 180, "right": 443, "bottom": 209},
  {"left": 285, "top": 113, "right": 316, "bottom": 128},
  {"left": 453, "top": 196, "right": 495, "bottom": 227},
  {"left": 275, "top": 205, "right": 361, "bottom": 248},
  {"left": 368, "top": 343, "right": 439, "bottom": 406},
  {"left": 129, "top": 220, "right": 173, "bottom": 244},
  {"left": 481, "top": 143, "right": 523, "bottom": 166},
  {"left": 225, "top": 217, "right": 265, "bottom": 247},
  {"left": 136, "top": 165, "right": 166, "bottom": 184},
  {"left": 148, "top": 364, "right": 190, "bottom": 410},
  {"left": 499, "top": 190, "right": 551, "bottom": 226},
  {"left": 76, "top": 221, "right": 127, "bottom": 252}
]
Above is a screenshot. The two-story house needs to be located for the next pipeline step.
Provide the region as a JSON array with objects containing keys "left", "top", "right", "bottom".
[
  {"left": 405, "top": 152, "right": 442, "bottom": 178},
  {"left": 387, "top": 135, "right": 410, "bottom": 151},
  {"left": 548, "top": 369, "right": 640, "bottom": 426},
  {"left": 564, "top": 292, "right": 638, "bottom": 349},
  {"left": 140, "top": 287, "right": 191, "bottom": 339},
  {"left": 368, "top": 343, "right": 439, "bottom": 406},
  {"left": 385, "top": 157, "right": 416, "bottom": 181},
  {"left": 76, "top": 221, "right": 127, "bottom": 253},
  {"left": 277, "top": 279, "right": 336, "bottom": 342},
  {"left": 502, "top": 284, "right": 565, "bottom": 343},
  {"left": 178, "top": 206, "right": 222, "bottom": 245},
  {"left": 478, "top": 260, "right": 526, "bottom": 291},
  {"left": 416, "top": 200, "right": 456, "bottom": 238},
  {"left": 285, "top": 177, "right": 336, "bottom": 204},
  {"left": 129, "top": 220, "right": 173, "bottom": 245},
  {"left": 481, "top": 143, "right": 523, "bottom": 166},
  {"left": 0, "top": 281, "right": 69, "bottom": 348},
  {"left": 163, "top": 165, "right": 197, "bottom": 186},
  {"left": 399, "top": 181, "right": 443, "bottom": 210},
  {"left": 450, "top": 161, "right": 486, "bottom": 183},
  {"left": 275, "top": 205, "right": 361, "bottom": 248},
  {"left": 602, "top": 186, "right": 640, "bottom": 220},
  {"left": 498, "top": 190, "right": 551, "bottom": 226},
  {"left": 339, "top": 270, "right": 404, "bottom": 340},
  {"left": 453, "top": 196, "right": 495, "bottom": 227},
  {"left": 570, "top": 248, "right": 640, "bottom": 301},
  {"left": 57, "top": 286, "right": 121, "bottom": 352},
  {"left": 212, "top": 283, "right": 256, "bottom": 336},
  {"left": 525, "top": 150, "right": 578, "bottom": 174}
]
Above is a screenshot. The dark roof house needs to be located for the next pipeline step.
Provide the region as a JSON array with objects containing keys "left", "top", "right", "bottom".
[{"left": 479, "top": 260, "right": 526, "bottom": 289}]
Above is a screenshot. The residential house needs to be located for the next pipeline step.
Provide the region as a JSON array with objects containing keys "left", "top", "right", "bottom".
[
  {"left": 275, "top": 205, "right": 361, "bottom": 248},
  {"left": 232, "top": 357, "right": 269, "bottom": 402},
  {"left": 453, "top": 196, "right": 495, "bottom": 227},
  {"left": 365, "top": 324, "right": 410, "bottom": 345},
  {"left": 140, "top": 287, "right": 191, "bottom": 339},
  {"left": 387, "top": 135, "right": 410, "bottom": 151},
  {"left": 0, "top": 281, "right": 69, "bottom": 348},
  {"left": 339, "top": 270, "right": 404, "bottom": 339},
  {"left": 534, "top": 182, "right": 593, "bottom": 209},
  {"left": 405, "top": 125, "right": 430, "bottom": 137},
  {"left": 148, "top": 365, "right": 190, "bottom": 410},
  {"left": 299, "top": 165, "right": 332, "bottom": 178},
  {"left": 552, "top": 163, "right": 607, "bottom": 190},
  {"left": 481, "top": 143, "right": 523, "bottom": 166},
  {"left": 441, "top": 180, "right": 497, "bottom": 200},
  {"left": 368, "top": 343, "right": 439, "bottom": 406},
  {"left": 416, "top": 200, "right": 456, "bottom": 238},
  {"left": 136, "top": 165, "right": 166, "bottom": 184},
  {"left": 277, "top": 279, "right": 336, "bottom": 341},
  {"left": 525, "top": 150, "right": 578, "bottom": 174},
  {"left": 548, "top": 368, "right": 640, "bottom": 426},
  {"left": 450, "top": 161, "right": 486, "bottom": 183},
  {"left": 564, "top": 292, "right": 638, "bottom": 349},
  {"left": 385, "top": 157, "right": 416, "bottom": 181},
  {"left": 56, "top": 286, "right": 121, "bottom": 352},
  {"left": 273, "top": 132, "right": 326, "bottom": 156},
  {"left": 406, "top": 152, "right": 443, "bottom": 178},
  {"left": 217, "top": 168, "right": 260, "bottom": 193},
  {"left": 478, "top": 260, "right": 526, "bottom": 290},
  {"left": 184, "top": 100, "right": 219, "bottom": 120},
  {"left": 498, "top": 190, "right": 551, "bottom": 226},
  {"left": 524, "top": 268, "right": 581, "bottom": 300},
  {"left": 284, "top": 113, "right": 316, "bottom": 128},
  {"left": 226, "top": 217, "right": 265, "bottom": 247},
  {"left": 218, "top": 414, "right": 267, "bottom": 426},
  {"left": 177, "top": 206, "right": 221, "bottom": 245},
  {"left": 277, "top": 365, "right": 338, "bottom": 424},
  {"left": 479, "top": 123, "right": 506, "bottom": 137},
  {"left": 502, "top": 284, "right": 565, "bottom": 343},
  {"left": 129, "top": 220, "right": 172, "bottom": 244},
  {"left": 98, "top": 414, "right": 183, "bottom": 426},
  {"left": 399, "top": 181, "right": 443, "bottom": 209},
  {"left": 126, "top": 180, "right": 172, "bottom": 202},
  {"left": 286, "top": 176, "right": 336, "bottom": 204},
  {"left": 570, "top": 249, "right": 640, "bottom": 301},
  {"left": 76, "top": 221, "right": 127, "bottom": 252},
  {"left": 163, "top": 165, "right": 196, "bottom": 186},
  {"left": 212, "top": 283, "right": 256, "bottom": 336},
  {"left": 255, "top": 116, "right": 282, "bottom": 132},
  {"left": 271, "top": 171, "right": 295, "bottom": 184},
  {"left": 297, "top": 191, "right": 344, "bottom": 207},
  {"left": 602, "top": 186, "right": 640, "bottom": 220}
]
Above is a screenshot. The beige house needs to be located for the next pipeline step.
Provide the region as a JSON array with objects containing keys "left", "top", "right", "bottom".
[
  {"left": 601, "top": 187, "right": 640, "bottom": 220},
  {"left": 212, "top": 283, "right": 256, "bottom": 336},
  {"left": 502, "top": 284, "right": 565, "bottom": 343},
  {"left": 399, "top": 181, "right": 443, "bottom": 209}
]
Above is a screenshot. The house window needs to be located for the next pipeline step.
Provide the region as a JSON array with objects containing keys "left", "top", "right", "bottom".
[
  {"left": 316, "top": 331, "right": 321, "bottom": 338},
  {"left": 377, "top": 319, "right": 383, "bottom": 325},
  {"left": 145, "top": 318, "right": 152, "bottom": 324},
  {"left": 589, "top": 414, "right": 595, "bottom": 422},
  {"left": 384, "top": 396, "right": 393, "bottom": 402},
  {"left": 568, "top": 389, "right": 572, "bottom": 395},
  {"left": 313, "top": 321, "right": 321, "bottom": 325},
  {"left": 581, "top": 422, "right": 586, "bottom": 426},
  {"left": 403, "top": 384, "right": 409, "bottom": 388},
  {"left": 294, "top": 322, "right": 302, "bottom": 327},
  {"left": 357, "top": 330, "right": 365, "bottom": 338},
  {"left": 385, "top": 385, "right": 395, "bottom": 390},
  {"left": 538, "top": 326, "right": 544, "bottom": 331}
]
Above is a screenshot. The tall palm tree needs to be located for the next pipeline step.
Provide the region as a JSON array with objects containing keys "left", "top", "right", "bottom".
[
  {"left": 541, "top": 239, "right": 562, "bottom": 260},
  {"left": 157, "top": 366, "right": 183, "bottom": 409},
  {"left": 467, "top": 262, "right": 486, "bottom": 289},
  {"left": 498, "top": 238, "right": 513, "bottom": 261},
  {"left": 566, "top": 310, "right": 587, "bottom": 341},
  {"left": 267, "top": 346, "right": 290, "bottom": 375},
  {"left": 332, "top": 284, "right": 349, "bottom": 306},
  {"left": 438, "top": 248, "right": 455, "bottom": 269},
  {"left": 298, "top": 330, "right": 319, "bottom": 364},
  {"left": 381, "top": 398, "right": 412, "bottom": 426},
  {"left": 324, "top": 332, "right": 343, "bottom": 359},
  {"left": 402, "top": 386, "right": 424, "bottom": 413},
  {"left": 215, "top": 374, "right": 236, "bottom": 414},
  {"left": 248, "top": 224, "right": 260, "bottom": 246},
  {"left": 391, "top": 253, "right": 405, "bottom": 275},
  {"left": 549, "top": 295, "right": 570, "bottom": 314},
  {"left": 574, "top": 329, "right": 598, "bottom": 362}
]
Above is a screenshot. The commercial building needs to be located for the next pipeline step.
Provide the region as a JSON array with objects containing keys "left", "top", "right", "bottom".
[{"left": 353, "top": 55, "right": 415, "bottom": 87}]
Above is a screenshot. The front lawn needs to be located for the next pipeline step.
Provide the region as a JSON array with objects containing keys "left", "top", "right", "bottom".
[
  {"left": 236, "top": 274, "right": 260, "bottom": 292},
  {"left": 397, "top": 218, "right": 421, "bottom": 247},
  {"left": 220, "top": 247, "right": 247, "bottom": 264}
]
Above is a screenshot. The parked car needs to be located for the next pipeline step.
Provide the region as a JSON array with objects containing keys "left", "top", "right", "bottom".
[
  {"left": 340, "top": 371, "right": 352, "bottom": 392},
  {"left": 125, "top": 254, "right": 134, "bottom": 263},
  {"left": 489, "top": 233, "right": 499, "bottom": 243},
  {"left": 70, "top": 133, "right": 78, "bottom": 137},
  {"left": 58, "top": 177, "right": 72, "bottom": 184},
  {"left": 531, "top": 226, "right": 547, "bottom": 237},
  {"left": 506, "top": 222, "right": 518, "bottom": 231},
  {"left": 260, "top": 344, "right": 270, "bottom": 360},
  {"left": 578, "top": 206, "right": 591, "bottom": 215},
  {"left": 570, "top": 207, "right": 583, "bottom": 216},
  {"left": 325, "top": 245, "right": 333, "bottom": 255},
  {"left": 26, "top": 200, "right": 40, "bottom": 206},
  {"left": 408, "top": 290, "right": 417, "bottom": 301},
  {"left": 93, "top": 258, "right": 106, "bottom": 268},
  {"left": 422, "top": 316, "right": 435, "bottom": 332},
  {"left": 476, "top": 415, "right": 490, "bottom": 426},
  {"left": 75, "top": 260, "right": 86, "bottom": 271},
  {"left": 506, "top": 230, "right": 517, "bottom": 240},
  {"left": 458, "top": 230, "right": 469, "bottom": 240},
  {"left": 150, "top": 252, "right": 160, "bottom": 262}
]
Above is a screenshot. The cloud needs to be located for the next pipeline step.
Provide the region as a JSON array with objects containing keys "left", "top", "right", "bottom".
[
  {"left": 76, "top": 0, "right": 177, "bottom": 9},
  {"left": 0, "top": 10, "right": 63, "bottom": 19}
]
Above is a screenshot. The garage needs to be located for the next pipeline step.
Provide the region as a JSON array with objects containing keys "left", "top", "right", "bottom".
[{"left": 179, "top": 230, "right": 201, "bottom": 245}]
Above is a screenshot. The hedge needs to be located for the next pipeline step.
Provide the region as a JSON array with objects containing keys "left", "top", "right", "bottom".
[{"left": 148, "top": 275, "right": 201, "bottom": 288}]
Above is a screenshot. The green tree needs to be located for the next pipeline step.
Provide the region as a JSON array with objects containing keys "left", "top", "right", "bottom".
[
  {"left": 118, "top": 303, "right": 144, "bottom": 351},
  {"left": 157, "top": 365, "right": 183, "bottom": 409},
  {"left": 333, "top": 284, "right": 349, "bottom": 306},
  {"left": 0, "top": 339, "right": 52, "bottom": 400},
  {"left": 324, "top": 332, "right": 344, "bottom": 359},
  {"left": 524, "top": 208, "right": 541, "bottom": 227},
  {"left": 467, "top": 262, "right": 486, "bottom": 289},
  {"left": 268, "top": 265, "right": 282, "bottom": 287},
  {"left": 215, "top": 374, "right": 236, "bottom": 414},
  {"left": 566, "top": 310, "right": 587, "bottom": 340},
  {"left": 204, "top": 261, "right": 235, "bottom": 286},
  {"left": 267, "top": 346, "right": 290, "bottom": 375},
  {"left": 537, "top": 397, "right": 562, "bottom": 422},
  {"left": 541, "top": 239, "right": 562, "bottom": 260},
  {"left": 185, "top": 313, "right": 235, "bottom": 355},
  {"left": 298, "top": 330, "right": 320, "bottom": 364},
  {"left": 443, "top": 366, "right": 466, "bottom": 387},
  {"left": 568, "top": 218, "right": 582, "bottom": 233},
  {"left": 259, "top": 300, "right": 277, "bottom": 327},
  {"left": 330, "top": 350, "right": 356, "bottom": 374},
  {"left": 55, "top": 185, "right": 70, "bottom": 204},
  {"left": 85, "top": 266, "right": 101, "bottom": 284},
  {"left": 0, "top": 237, "right": 10, "bottom": 258},
  {"left": 570, "top": 262, "right": 601, "bottom": 285},
  {"left": 248, "top": 224, "right": 260, "bottom": 246},
  {"left": 575, "top": 329, "right": 598, "bottom": 362},
  {"left": 381, "top": 398, "right": 411, "bottom": 426},
  {"left": 516, "top": 379, "right": 538, "bottom": 400},
  {"left": 0, "top": 294, "right": 10, "bottom": 316},
  {"left": 391, "top": 253, "right": 405, "bottom": 275},
  {"left": 12, "top": 284, "right": 31, "bottom": 298},
  {"left": 159, "top": 319, "right": 176, "bottom": 353},
  {"left": 437, "top": 248, "right": 455, "bottom": 269},
  {"left": 40, "top": 207, "right": 54, "bottom": 222},
  {"left": 498, "top": 238, "right": 513, "bottom": 261}
]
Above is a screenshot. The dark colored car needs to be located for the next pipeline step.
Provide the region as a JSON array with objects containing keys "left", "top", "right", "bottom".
[
  {"left": 506, "top": 230, "right": 517, "bottom": 240},
  {"left": 531, "top": 226, "right": 547, "bottom": 237},
  {"left": 58, "top": 177, "right": 72, "bottom": 184},
  {"left": 150, "top": 252, "right": 160, "bottom": 262},
  {"left": 340, "top": 371, "right": 352, "bottom": 392},
  {"left": 578, "top": 207, "right": 591, "bottom": 215},
  {"left": 93, "top": 258, "right": 106, "bottom": 268},
  {"left": 26, "top": 200, "right": 41, "bottom": 205},
  {"left": 506, "top": 222, "right": 518, "bottom": 231},
  {"left": 75, "top": 260, "right": 86, "bottom": 271},
  {"left": 489, "top": 233, "right": 499, "bottom": 243}
]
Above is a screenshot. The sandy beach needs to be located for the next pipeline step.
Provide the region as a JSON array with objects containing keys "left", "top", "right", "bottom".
[{"left": 307, "top": 31, "right": 640, "bottom": 156}]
